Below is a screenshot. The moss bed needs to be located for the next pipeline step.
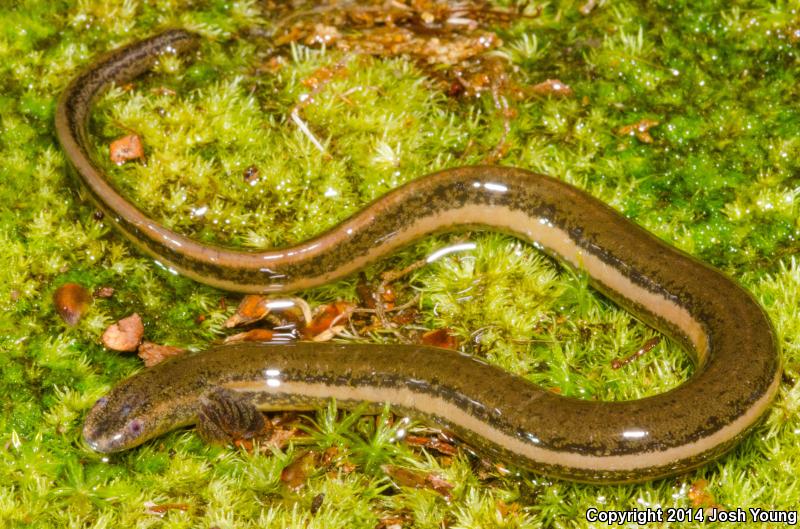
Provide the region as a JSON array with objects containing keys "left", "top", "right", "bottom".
[{"left": 1, "top": 1, "right": 799, "bottom": 527}]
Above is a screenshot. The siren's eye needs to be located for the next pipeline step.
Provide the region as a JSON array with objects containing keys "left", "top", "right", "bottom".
[{"left": 128, "top": 419, "right": 142, "bottom": 435}]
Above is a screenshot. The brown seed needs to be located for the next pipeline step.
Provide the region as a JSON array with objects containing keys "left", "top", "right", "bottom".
[
  {"left": 109, "top": 134, "right": 144, "bottom": 165},
  {"left": 138, "top": 341, "right": 186, "bottom": 367},
  {"left": 310, "top": 493, "right": 324, "bottom": 514},
  {"left": 53, "top": 282, "right": 92, "bottom": 326},
  {"left": 102, "top": 313, "right": 144, "bottom": 352}
]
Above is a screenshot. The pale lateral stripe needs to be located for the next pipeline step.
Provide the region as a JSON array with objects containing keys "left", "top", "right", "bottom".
[{"left": 225, "top": 371, "right": 779, "bottom": 472}]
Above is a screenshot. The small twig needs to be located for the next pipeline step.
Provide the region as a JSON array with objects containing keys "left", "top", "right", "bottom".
[
  {"left": 350, "top": 294, "right": 421, "bottom": 317},
  {"left": 611, "top": 337, "right": 661, "bottom": 369}
]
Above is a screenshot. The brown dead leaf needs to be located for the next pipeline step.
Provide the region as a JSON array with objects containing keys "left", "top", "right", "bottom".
[
  {"left": 420, "top": 328, "right": 458, "bottom": 349},
  {"left": 138, "top": 341, "right": 186, "bottom": 367},
  {"left": 303, "top": 301, "right": 355, "bottom": 338},
  {"left": 405, "top": 435, "right": 457, "bottom": 456},
  {"left": 688, "top": 479, "right": 716, "bottom": 508},
  {"left": 381, "top": 464, "right": 454, "bottom": 499},
  {"left": 109, "top": 134, "right": 144, "bottom": 165},
  {"left": 150, "top": 86, "right": 176, "bottom": 96},
  {"left": 357, "top": 280, "right": 397, "bottom": 310},
  {"left": 301, "top": 65, "right": 347, "bottom": 90},
  {"left": 496, "top": 499, "right": 522, "bottom": 517},
  {"left": 144, "top": 502, "right": 190, "bottom": 517},
  {"left": 530, "top": 78, "right": 573, "bottom": 97},
  {"left": 305, "top": 23, "right": 341, "bottom": 46},
  {"left": 53, "top": 282, "right": 92, "bottom": 326},
  {"left": 261, "top": 425, "right": 300, "bottom": 450},
  {"left": 617, "top": 118, "right": 660, "bottom": 143},
  {"left": 425, "top": 473, "right": 455, "bottom": 499},
  {"left": 376, "top": 516, "right": 409, "bottom": 529},
  {"left": 259, "top": 55, "right": 287, "bottom": 74},
  {"left": 92, "top": 286, "right": 115, "bottom": 299},
  {"left": 382, "top": 464, "right": 427, "bottom": 488},
  {"left": 281, "top": 450, "right": 317, "bottom": 490},
  {"left": 321, "top": 446, "right": 340, "bottom": 466},
  {"left": 224, "top": 328, "right": 276, "bottom": 344},
  {"left": 102, "top": 313, "right": 144, "bottom": 352},
  {"left": 225, "top": 295, "right": 270, "bottom": 328}
]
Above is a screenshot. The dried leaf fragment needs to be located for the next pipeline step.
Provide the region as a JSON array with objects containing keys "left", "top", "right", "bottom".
[
  {"left": 150, "top": 86, "right": 176, "bottom": 96},
  {"left": 496, "top": 499, "right": 522, "bottom": 518},
  {"left": 109, "top": 134, "right": 144, "bottom": 165},
  {"left": 381, "top": 464, "right": 454, "bottom": 499},
  {"left": 281, "top": 450, "right": 317, "bottom": 490},
  {"left": 303, "top": 301, "right": 355, "bottom": 339},
  {"left": 305, "top": 24, "right": 341, "bottom": 46},
  {"left": 377, "top": 516, "right": 409, "bottom": 529},
  {"left": 102, "top": 313, "right": 144, "bottom": 352},
  {"left": 530, "top": 78, "right": 574, "bottom": 97},
  {"left": 138, "top": 341, "right": 186, "bottom": 367},
  {"left": 93, "top": 286, "right": 115, "bottom": 299},
  {"left": 420, "top": 328, "right": 458, "bottom": 349},
  {"left": 224, "top": 328, "right": 276, "bottom": 344},
  {"left": 617, "top": 119, "right": 660, "bottom": 143},
  {"left": 262, "top": 424, "right": 302, "bottom": 451},
  {"left": 425, "top": 473, "right": 455, "bottom": 499},
  {"left": 144, "top": 502, "right": 190, "bottom": 517},
  {"left": 225, "top": 295, "right": 271, "bottom": 328},
  {"left": 405, "top": 434, "right": 457, "bottom": 456},
  {"left": 53, "top": 282, "right": 92, "bottom": 326},
  {"left": 688, "top": 479, "right": 723, "bottom": 509}
]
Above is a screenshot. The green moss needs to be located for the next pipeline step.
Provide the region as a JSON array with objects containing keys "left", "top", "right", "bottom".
[{"left": 1, "top": 0, "right": 799, "bottom": 527}]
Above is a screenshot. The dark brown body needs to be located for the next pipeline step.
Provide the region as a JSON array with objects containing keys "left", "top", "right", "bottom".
[{"left": 58, "top": 30, "right": 781, "bottom": 483}]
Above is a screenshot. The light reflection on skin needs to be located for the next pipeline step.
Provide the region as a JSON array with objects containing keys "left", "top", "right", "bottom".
[
  {"left": 265, "top": 300, "right": 295, "bottom": 310},
  {"left": 265, "top": 368, "right": 281, "bottom": 388},
  {"left": 152, "top": 259, "right": 179, "bottom": 275},
  {"left": 471, "top": 181, "right": 509, "bottom": 193},
  {"left": 622, "top": 429, "right": 649, "bottom": 439},
  {"left": 425, "top": 242, "right": 477, "bottom": 263}
]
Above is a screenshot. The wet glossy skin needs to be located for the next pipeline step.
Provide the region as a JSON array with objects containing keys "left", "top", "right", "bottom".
[{"left": 58, "top": 30, "right": 781, "bottom": 483}]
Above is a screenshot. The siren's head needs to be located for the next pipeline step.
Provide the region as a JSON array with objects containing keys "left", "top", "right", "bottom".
[{"left": 82, "top": 373, "right": 181, "bottom": 453}]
